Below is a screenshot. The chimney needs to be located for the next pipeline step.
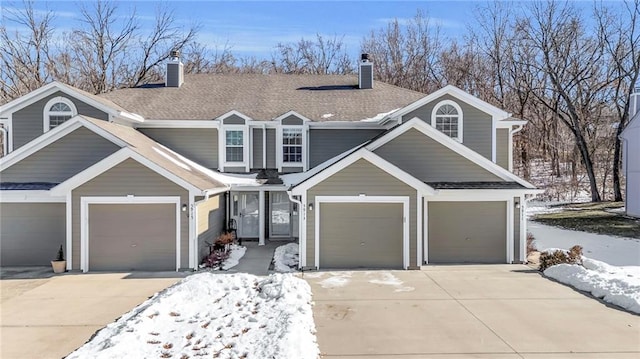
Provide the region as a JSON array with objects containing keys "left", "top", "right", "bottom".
[
  {"left": 630, "top": 84, "right": 640, "bottom": 119},
  {"left": 358, "top": 53, "right": 373, "bottom": 89},
  {"left": 166, "top": 50, "right": 184, "bottom": 88}
]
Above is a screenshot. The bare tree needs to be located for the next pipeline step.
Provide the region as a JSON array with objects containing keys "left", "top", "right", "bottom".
[
  {"left": 0, "top": 0, "right": 55, "bottom": 103},
  {"left": 272, "top": 34, "right": 353, "bottom": 74}
]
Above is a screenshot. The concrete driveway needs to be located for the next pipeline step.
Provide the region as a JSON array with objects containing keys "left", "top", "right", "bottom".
[
  {"left": 304, "top": 265, "right": 640, "bottom": 358},
  {"left": 0, "top": 270, "right": 183, "bottom": 359}
]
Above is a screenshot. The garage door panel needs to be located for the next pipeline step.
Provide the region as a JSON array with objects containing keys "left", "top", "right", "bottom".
[
  {"left": 89, "top": 203, "right": 176, "bottom": 271},
  {"left": 319, "top": 202, "right": 403, "bottom": 269},
  {"left": 0, "top": 203, "right": 65, "bottom": 266},
  {"left": 429, "top": 201, "right": 506, "bottom": 263}
]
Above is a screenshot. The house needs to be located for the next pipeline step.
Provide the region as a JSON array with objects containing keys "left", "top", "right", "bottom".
[
  {"left": 0, "top": 53, "right": 541, "bottom": 272},
  {"left": 621, "top": 86, "right": 640, "bottom": 218}
]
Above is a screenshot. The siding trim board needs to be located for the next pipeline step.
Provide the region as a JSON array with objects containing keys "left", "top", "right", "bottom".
[
  {"left": 80, "top": 196, "right": 181, "bottom": 272},
  {"left": 314, "top": 195, "right": 410, "bottom": 270}
]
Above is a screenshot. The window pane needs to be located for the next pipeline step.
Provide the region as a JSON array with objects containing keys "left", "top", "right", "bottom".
[
  {"left": 226, "top": 130, "right": 243, "bottom": 146},
  {"left": 282, "top": 128, "right": 303, "bottom": 163},
  {"left": 50, "top": 102, "right": 71, "bottom": 112},
  {"left": 226, "top": 147, "right": 243, "bottom": 162},
  {"left": 49, "top": 115, "right": 71, "bottom": 128}
]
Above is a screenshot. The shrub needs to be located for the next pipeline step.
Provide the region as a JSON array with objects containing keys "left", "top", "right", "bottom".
[
  {"left": 526, "top": 232, "right": 536, "bottom": 254},
  {"left": 202, "top": 249, "right": 230, "bottom": 269},
  {"left": 538, "top": 245, "right": 583, "bottom": 272},
  {"left": 55, "top": 244, "right": 65, "bottom": 261}
]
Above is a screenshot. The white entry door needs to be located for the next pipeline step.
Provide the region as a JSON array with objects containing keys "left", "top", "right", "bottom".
[
  {"left": 270, "top": 192, "right": 290, "bottom": 237},
  {"left": 238, "top": 192, "right": 259, "bottom": 238}
]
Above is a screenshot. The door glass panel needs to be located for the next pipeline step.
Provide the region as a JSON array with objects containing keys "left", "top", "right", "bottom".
[
  {"left": 239, "top": 192, "right": 259, "bottom": 237},
  {"left": 270, "top": 192, "right": 290, "bottom": 236}
]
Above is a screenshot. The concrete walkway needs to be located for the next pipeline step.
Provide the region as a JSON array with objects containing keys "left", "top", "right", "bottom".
[
  {"left": 229, "top": 240, "right": 290, "bottom": 275},
  {"left": 0, "top": 272, "right": 182, "bottom": 359},
  {"left": 304, "top": 265, "right": 640, "bottom": 358}
]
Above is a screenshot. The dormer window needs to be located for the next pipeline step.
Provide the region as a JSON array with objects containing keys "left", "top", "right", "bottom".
[
  {"left": 275, "top": 111, "right": 309, "bottom": 172},
  {"left": 218, "top": 111, "right": 251, "bottom": 172},
  {"left": 282, "top": 128, "right": 303, "bottom": 163},
  {"left": 225, "top": 130, "right": 244, "bottom": 162},
  {"left": 44, "top": 97, "right": 77, "bottom": 132},
  {"left": 432, "top": 100, "right": 463, "bottom": 142}
]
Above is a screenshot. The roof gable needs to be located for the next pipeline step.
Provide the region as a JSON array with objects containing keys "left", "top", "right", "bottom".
[
  {"left": 290, "top": 148, "right": 436, "bottom": 195},
  {"left": 621, "top": 111, "right": 640, "bottom": 138},
  {"left": 365, "top": 117, "right": 536, "bottom": 189},
  {"left": 386, "top": 85, "right": 511, "bottom": 122}
]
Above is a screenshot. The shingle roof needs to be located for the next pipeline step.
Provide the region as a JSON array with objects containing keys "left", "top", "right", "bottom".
[
  {"left": 83, "top": 117, "right": 227, "bottom": 191},
  {"left": 426, "top": 182, "right": 526, "bottom": 189},
  {"left": 99, "top": 74, "right": 426, "bottom": 121},
  {"left": 0, "top": 182, "right": 58, "bottom": 190}
]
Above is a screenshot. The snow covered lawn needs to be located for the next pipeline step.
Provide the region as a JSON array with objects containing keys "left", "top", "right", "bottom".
[
  {"left": 273, "top": 243, "right": 299, "bottom": 272},
  {"left": 544, "top": 256, "right": 640, "bottom": 314},
  {"left": 67, "top": 273, "right": 319, "bottom": 359}
]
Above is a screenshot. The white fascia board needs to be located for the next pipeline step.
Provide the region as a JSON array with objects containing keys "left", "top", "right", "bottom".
[
  {"left": 51, "top": 148, "right": 204, "bottom": 196},
  {"left": 496, "top": 119, "right": 528, "bottom": 128},
  {"left": 432, "top": 188, "right": 544, "bottom": 200},
  {"left": 0, "top": 190, "right": 65, "bottom": 203},
  {"left": 135, "top": 120, "right": 219, "bottom": 129},
  {"left": 273, "top": 110, "right": 312, "bottom": 123},
  {"left": 290, "top": 148, "right": 436, "bottom": 195},
  {"left": 307, "top": 121, "right": 385, "bottom": 129},
  {"left": 366, "top": 117, "right": 537, "bottom": 189},
  {"left": 216, "top": 110, "right": 253, "bottom": 123},
  {"left": 247, "top": 121, "right": 278, "bottom": 128},
  {"left": 0, "top": 82, "right": 122, "bottom": 118},
  {"left": 386, "top": 85, "right": 511, "bottom": 122}
]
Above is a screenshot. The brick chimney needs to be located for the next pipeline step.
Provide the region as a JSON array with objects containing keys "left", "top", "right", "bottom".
[
  {"left": 358, "top": 53, "right": 373, "bottom": 89},
  {"left": 166, "top": 50, "right": 184, "bottom": 88}
]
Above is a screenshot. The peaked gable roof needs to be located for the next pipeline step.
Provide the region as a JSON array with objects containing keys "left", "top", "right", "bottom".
[
  {"left": 365, "top": 117, "right": 536, "bottom": 189},
  {"left": 621, "top": 111, "right": 640, "bottom": 139},
  {"left": 99, "top": 74, "right": 426, "bottom": 122},
  {"left": 385, "top": 85, "right": 512, "bottom": 121}
]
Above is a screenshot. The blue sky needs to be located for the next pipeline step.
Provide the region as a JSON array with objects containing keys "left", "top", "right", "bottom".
[{"left": 4, "top": 1, "right": 617, "bottom": 59}]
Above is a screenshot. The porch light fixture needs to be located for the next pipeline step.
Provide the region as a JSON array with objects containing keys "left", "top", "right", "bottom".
[
  {"left": 308, "top": 203, "right": 313, "bottom": 211},
  {"left": 182, "top": 204, "right": 188, "bottom": 212}
]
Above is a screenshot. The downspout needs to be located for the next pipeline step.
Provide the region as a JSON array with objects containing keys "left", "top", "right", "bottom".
[
  {"left": 262, "top": 124, "right": 267, "bottom": 169},
  {"left": 287, "top": 190, "right": 304, "bottom": 270},
  {"left": 511, "top": 124, "right": 524, "bottom": 135}
]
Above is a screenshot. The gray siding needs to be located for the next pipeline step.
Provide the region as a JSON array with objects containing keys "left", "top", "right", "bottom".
[
  {"left": 196, "top": 194, "right": 227, "bottom": 262},
  {"left": 139, "top": 128, "right": 218, "bottom": 169},
  {"left": 0, "top": 203, "right": 66, "bottom": 266},
  {"left": 319, "top": 202, "right": 403, "bottom": 269},
  {"left": 428, "top": 201, "right": 507, "bottom": 263},
  {"left": 166, "top": 62, "right": 183, "bottom": 88},
  {"left": 252, "top": 128, "right": 263, "bottom": 169},
  {"left": 222, "top": 114, "right": 246, "bottom": 125},
  {"left": 307, "top": 158, "right": 417, "bottom": 268},
  {"left": 375, "top": 128, "right": 502, "bottom": 182},
  {"left": 224, "top": 166, "right": 246, "bottom": 173},
  {"left": 72, "top": 159, "right": 189, "bottom": 270},
  {"left": 88, "top": 203, "right": 176, "bottom": 271},
  {"left": 496, "top": 128, "right": 509, "bottom": 170},
  {"left": 266, "top": 129, "right": 276, "bottom": 168},
  {"left": 309, "top": 129, "right": 383, "bottom": 168},
  {"left": 282, "top": 166, "right": 303, "bottom": 174},
  {"left": 359, "top": 63, "right": 373, "bottom": 89},
  {"left": 282, "top": 115, "right": 304, "bottom": 126},
  {"left": 1, "top": 127, "right": 119, "bottom": 183},
  {"left": 12, "top": 91, "right": 109, "bottom": 150},
  {"left": 402, "top": 94, "right": 493, "bottom": 160}
]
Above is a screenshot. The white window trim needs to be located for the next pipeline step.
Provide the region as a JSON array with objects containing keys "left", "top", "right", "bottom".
[
  {"left": 43, "top": 96, "right": 77, "bottom": 132},
  {"left": 277, "top": 125, "right": 308, "bottom": 172},
  {"left": 0, "top": 116, "right": 12, "bottom": 154},
  {"left": 431, "top": 99, "right": 463, "bottom": 142},
  {"left": 219, "top": 125, "right": 249, "bottom": 172},
  {"left": 80, "top": 196, "right": 181, "bottom": 273},
  {"left": 314, "top": 195, "right": 410, "bottom": 270}
]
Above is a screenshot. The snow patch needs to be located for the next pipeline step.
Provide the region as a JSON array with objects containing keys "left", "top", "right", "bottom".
[
  {"left": 318, "top": 272, "right": 352, "bottom": 288},
  {"left": 321, "top": 113, "right": 334, "bottom": 119},
  {"left": 544, "top": 257, "right": 640, "bottom": 314},
  {"left": 67, "top": 273, "right": 319, "bottom": 359},
  {"left": 273, "top": 243, "right": 299, "bottom": 272},
  {"left": 221, "top": 244, "right": 246, "bottom": 270},
  {"left": 360, "top": 108, "right": 400, "bottom": 122},
  {"left": 152, "top": 146, "right": 192, "bottom": 171},
  {"left": 366, "top": 272, "right": 414, "bottom": 292}
]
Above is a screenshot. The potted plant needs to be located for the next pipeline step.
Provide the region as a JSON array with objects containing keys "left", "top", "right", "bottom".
[{"left": 51, "top": 244, "right": 66, "bottom": 273}]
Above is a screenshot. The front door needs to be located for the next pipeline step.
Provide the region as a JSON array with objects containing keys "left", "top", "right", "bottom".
[
  {"left": 236, "top": 192, "right": 259, "bottom": 238},
  {"left": 270, "top": 192, "right": 290, "bottom": 237}
]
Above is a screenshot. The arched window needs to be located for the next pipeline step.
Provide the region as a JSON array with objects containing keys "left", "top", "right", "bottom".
[
  {"left": 43, "top": 97, "right": 77, "bottom": 131},
  {"left": 431, "top": 100, "right": 463, "bottom": 142}
]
